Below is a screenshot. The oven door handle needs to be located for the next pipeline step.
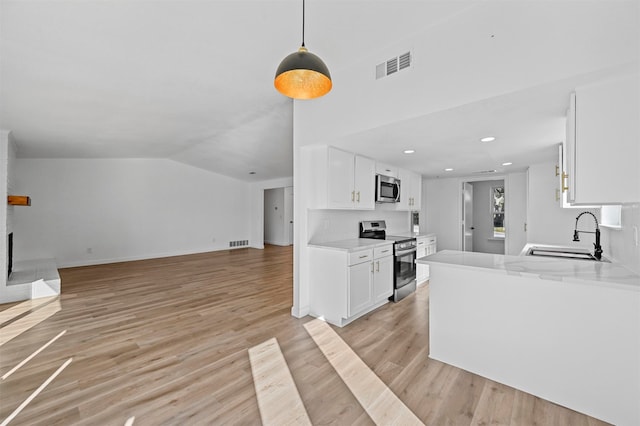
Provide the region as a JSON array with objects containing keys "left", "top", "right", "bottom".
[{"left": 396, "top": 247, "right": 417, "bottom": 254}]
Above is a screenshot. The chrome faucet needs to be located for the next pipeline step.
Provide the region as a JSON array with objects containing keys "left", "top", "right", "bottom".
[{"left": 573, "top": 211, "right": 603, "bottom": 260}]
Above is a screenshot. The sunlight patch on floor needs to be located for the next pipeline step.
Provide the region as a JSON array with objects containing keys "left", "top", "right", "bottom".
[
  {"left": 248, "top": 337, "right": 312, "bottom": 426},
  {"left": 0, "top": 299, "right": 61, "bottom": 347},
  {"left": 0, "top": 296, "right": 57, "bottom": 326},
  {"left": 304, "top": 318, "right": 424, "bottom": 426}
]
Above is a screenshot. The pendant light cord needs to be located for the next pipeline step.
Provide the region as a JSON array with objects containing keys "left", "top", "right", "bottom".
[{"left": 301, "top": 0, "right": 306, "bottom": 47}]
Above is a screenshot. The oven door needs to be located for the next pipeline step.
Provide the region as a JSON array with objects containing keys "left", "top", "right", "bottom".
[{"left": 394, "top": 246, "right": 417, "bottom": 288}]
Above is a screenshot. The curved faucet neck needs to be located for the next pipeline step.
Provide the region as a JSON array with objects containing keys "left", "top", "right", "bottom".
[{"left": 575, "top": 211, "right": 599, "bottom": 230}]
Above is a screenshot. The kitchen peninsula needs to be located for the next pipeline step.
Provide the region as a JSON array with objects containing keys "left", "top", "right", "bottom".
[{"left": 418, "top": 250, "right": 640, "bottom": 426}]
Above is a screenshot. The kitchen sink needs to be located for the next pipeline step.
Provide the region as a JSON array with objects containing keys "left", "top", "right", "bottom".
[{"left": 525, "top": 246, "right": 610, "bottom": 262}]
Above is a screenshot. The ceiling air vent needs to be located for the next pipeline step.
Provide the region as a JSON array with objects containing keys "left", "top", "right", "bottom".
[
  {"left": 473, "top": 169, "right": 498, "bottom": 174},
  {"left": 399, "top": 52, "right": 411, "bottom": 70},
  {"left": 376, "top": 51, "right": 412, "bottom": 80},
  {"left": 386, "top": 58, "right": 398, "bottom": 75}
]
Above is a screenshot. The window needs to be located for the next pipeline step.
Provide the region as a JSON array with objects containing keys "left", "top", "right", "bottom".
[{"left": 492, "top": 186, "right": 505, "bottom": 238}]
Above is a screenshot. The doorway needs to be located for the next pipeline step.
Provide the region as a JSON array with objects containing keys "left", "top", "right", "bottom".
[
  {"left": 263, "top": 186, "right": 294, "bottom": 246},
  {"left": 462, "top": 179, "right": 505, "bottom": 255}
]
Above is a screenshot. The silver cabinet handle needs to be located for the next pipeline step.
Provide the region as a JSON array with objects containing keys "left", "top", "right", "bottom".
[
  {"left": 352, "top": 191, "right": 355, "bottom": 202},
  {"left": 381, "top": 249, "right": 390, "bottom": 253},
  {"left": 376, "top": 261, "right": 380, "bottom": 272},
  {"left": 359, "top": 255, "right": 368, "bottom": 259},
  {"left": 357, "top": 191, "right": 360, "bottom": 202}
]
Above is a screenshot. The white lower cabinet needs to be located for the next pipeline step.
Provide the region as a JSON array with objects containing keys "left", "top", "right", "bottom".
[
  {"left": 309, "top": 243, "right": 393, "bottom": 327},
  {"left": 416, "top": 235, "right": 437, "bottom": 285},
  {"left": 348, "top": 261, "right": 373, "bottom": 317},
  {"left": 372, "top": 253, "right": 393, "bottom": 303}
]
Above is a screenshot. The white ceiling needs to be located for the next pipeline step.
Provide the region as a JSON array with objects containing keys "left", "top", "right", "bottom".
[{"left": 1, "top": 1, "right": 638, "bottom": 182}]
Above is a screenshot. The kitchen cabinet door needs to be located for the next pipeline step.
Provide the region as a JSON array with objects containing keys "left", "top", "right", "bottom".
[
  {"left": 567, "top": 72, "right": 640, "bottom": 204},
  {"left": 410, "top": 171, "right": 422, "bottom": 210},
  {"left": 396, "top": 169, "right": 422, "bottom": 211},
  {"left": 348, "top": 261, "right": 373, "bottom": 317},
  {"left": 416, "top": 238, "right": 428, "bottom": 284},
  {"left": 327, "top": 147, "right": 357, "bottom": 209},
  {"left": 417, "top": 236, "right": 436, "bottom": 284},
  {"left": 354, "top": 155, "right": 375, "bottom": 209},
  {"left": 396, "top": 168, "right": 412, "bottom": 210},
  {"left": 373, "top": 255, "right": 393, "bottom": 302}
]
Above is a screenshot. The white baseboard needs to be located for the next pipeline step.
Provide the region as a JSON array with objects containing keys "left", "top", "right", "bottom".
[
  {"left": 264, "top": 240, "right": 291, "bottom": 247},
  {"left": 55, "top": 246, "right": 253, "bottom": 268}
]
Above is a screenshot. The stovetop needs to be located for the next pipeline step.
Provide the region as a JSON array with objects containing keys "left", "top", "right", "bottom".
[{"left": 359, "top": 220, "right": 416, "bottom": 244}]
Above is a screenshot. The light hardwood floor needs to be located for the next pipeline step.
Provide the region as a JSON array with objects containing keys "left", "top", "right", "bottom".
[{"left": 0, "top": 245, "right": 609, "bottom": 425}]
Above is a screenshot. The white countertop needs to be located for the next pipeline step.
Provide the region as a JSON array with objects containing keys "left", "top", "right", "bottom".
[
  {"left": 417, "top": 248, "right": 640, "bottom": 290},
  {"left": 308, "top": 238, "right": 393, "bottom": 252},
  {"left": 388, "top": 231, "right": 437, "bottom": 239}
]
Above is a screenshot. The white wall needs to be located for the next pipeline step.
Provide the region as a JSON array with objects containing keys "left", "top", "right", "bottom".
[
  {"left": 13, "top": 158, "right": 252, "bottom": 267},
  {"left": 527, "top": 162, "right": 598, "bottom": 250},
  {"left": 471, "top": 180, "right": 505, "bottom": 254},
  {"left": 602, "top": 204, "right": 640, "bottom": 274},
  {"left": 423, "top": 177, "right": 461, "bottom": 251},
  {"left": 308, "top": 209, "right": 410, "bottom": 244},
  {"left": 423, "top": 174, "right": 526, "bottom": 254},
  {"left": 264, "top": 188, "right": 286, "bottom": 246},
  {"left": 0, "top": 131, "right": 11, "bottom": 289}
]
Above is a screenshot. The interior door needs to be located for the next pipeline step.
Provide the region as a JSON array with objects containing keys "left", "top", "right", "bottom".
[
  {"left": 462, "top": 182, "right": 473, "bottom": 251},
  {"left": 505, "top": 172, "right": 528, "bottom": 255}
]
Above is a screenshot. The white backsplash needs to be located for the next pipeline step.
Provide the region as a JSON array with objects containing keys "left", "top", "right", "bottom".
[
  {"left": 602, "top": 203, "right": 640, "bottom": 274},
  {"left": 308, "top": 209, "right": 411, "bottom": 243}
]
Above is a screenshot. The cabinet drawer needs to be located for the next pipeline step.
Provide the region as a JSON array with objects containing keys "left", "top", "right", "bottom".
[
  {"left": 348, "top": 249, "right": 373, "bottom": 266},
  {"left": 374, "top": 245, "right": 393, "bottom": 259}
]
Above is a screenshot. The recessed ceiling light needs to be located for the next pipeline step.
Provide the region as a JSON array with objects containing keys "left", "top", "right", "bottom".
[
  {"left": 444, "top": 168, "right": 454, "bottom": 172},
  {"left": 403, "top": 149, "right": 415, "bottom": 154},
  {"left": 480, "top": 136, "right": 496, "bottom": 142},
  {"left": 502, "top": 162, "right": 512, "bottom": 166}
]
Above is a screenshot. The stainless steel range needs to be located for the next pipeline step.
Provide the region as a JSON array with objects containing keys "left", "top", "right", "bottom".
[{"left": 359, "top": 220, "right": 417, "bottom": 302}]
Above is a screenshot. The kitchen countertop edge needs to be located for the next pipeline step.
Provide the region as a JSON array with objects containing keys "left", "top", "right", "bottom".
[
  {"left": 417, "top": 249, "right": 640, "bottom": 291},
  {"left": 308, "top": 238, "right": 393, "bottom": 252}
]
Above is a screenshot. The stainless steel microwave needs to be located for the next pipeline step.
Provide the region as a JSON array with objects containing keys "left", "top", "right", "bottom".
[{"left": 376, "top": 174, "right": 401, "bottom": 203}]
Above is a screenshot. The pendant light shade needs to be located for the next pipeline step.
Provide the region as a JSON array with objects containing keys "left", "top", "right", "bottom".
[{"left": 275, "top": 0, "right": 332, "bottom": 100}]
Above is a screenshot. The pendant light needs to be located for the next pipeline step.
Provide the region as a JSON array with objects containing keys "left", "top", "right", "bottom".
[{"left": 274, "top": 0, "right": 332, "bottom": 100}]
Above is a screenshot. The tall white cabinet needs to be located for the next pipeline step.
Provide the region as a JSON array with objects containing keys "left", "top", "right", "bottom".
[{"left": 560, "top": 71, "right": 640, "bottom": 205}]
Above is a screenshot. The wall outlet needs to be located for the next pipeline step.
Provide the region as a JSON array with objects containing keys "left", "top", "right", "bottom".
[{"left": 86, "top": 247, "right": 93, "bottom": 254}]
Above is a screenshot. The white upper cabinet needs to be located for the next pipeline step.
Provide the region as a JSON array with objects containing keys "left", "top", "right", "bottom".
[
  {"left": 396, "top": 168, "right": 422, "bottom": 211},
  {"left": 375, "top": 162, "right": 398, "bottom": 178},
  {"left": 354, "top": 155, "right": 376, "bottom": 208},
  {"left": 304, "top": 145, "right": 375, "bottom": 210},
  {"left": 562, "top": 72, "right": 640, "bottom": 205}
]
